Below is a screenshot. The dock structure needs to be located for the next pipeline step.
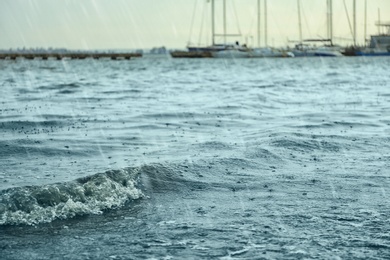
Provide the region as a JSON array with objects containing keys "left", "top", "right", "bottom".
[{"left": 0, "top": 52, "right": 142, "bottom": 60}]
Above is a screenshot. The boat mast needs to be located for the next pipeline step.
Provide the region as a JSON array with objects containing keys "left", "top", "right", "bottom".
[
  {"left": 378, "top": 8, "right": 381, "bottom": 35},
  {"left": 326, "top": 0, "right": 333, "bottom": 44},
  {"left": 257, "top": 0, "right": 261, "bottom": 47},
  {"left": 353, "top": 0, "right": 357, "bottom": 46},
  {"left": 364, "top": 0, "right": 367, "bottom": 46},
  {"left": 212, "top": 0, "right": 215, "bottom": 45},
  {"left": 326, "top": 1, "right": 329, "bottom": 41},
  {"left": 330, "top": 0, "right": 333, "bottom": 44},
  {"left": 223, "top": 0, "right": 227, "bottom": 45},
  {"left": 343, "top": 0, "right": 351, "bottom": 38},
  {"left": 264, "top": 0, "right": 268, "bottom": 46},
  {"left": 297, "top": 0, "right": 303, "bottom": 43}
]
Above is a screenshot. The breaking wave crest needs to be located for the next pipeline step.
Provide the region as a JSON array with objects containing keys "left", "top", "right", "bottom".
[{"left": 0, "top": 167, "right": 143, "bottom": 225}]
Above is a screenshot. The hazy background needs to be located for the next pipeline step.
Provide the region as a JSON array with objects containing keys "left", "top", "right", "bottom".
[{"left": 1, "top": 0, "right": 389, "bottom": 50}]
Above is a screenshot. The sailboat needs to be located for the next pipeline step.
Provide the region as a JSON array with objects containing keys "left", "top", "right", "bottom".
[
  {"left": 212, "top": 0, "right": 290, "bottom": 58},
  {"left": 210, "top": 42, "right": 250, "bottom": 58},
  {"left": 171, "top": 0, "right": 218, "bottom": 58},
  {"left": 171, "top": 0, "right": 246, "bottom": 58},
  {"left": 171, "top": 0, "right": 248, "bottom": 58},
  {"left": 355, "top": 23, "right": 390, "bottom": 56},
  {"left": 246, "top": 0, "right": 290, "bottom": 58},
  {"left": 291, "top": 0, "right": 342, "bottom": 57},
  {"left": 205, "top": 0, "right": 251, "bottom": 58},
  {"left": 354, "top": 4, "right": 390, "bottom": 57},
  {"left": 171, "top": 0, "right": 289, "bottom": 59},
  {"left": 341, "top": 0, "right": 390, "bottom": 56}
]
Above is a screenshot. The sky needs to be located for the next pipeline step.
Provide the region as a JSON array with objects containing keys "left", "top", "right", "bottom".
[{"left": 0, "top": 0, "right": 389, "bottom": 50}]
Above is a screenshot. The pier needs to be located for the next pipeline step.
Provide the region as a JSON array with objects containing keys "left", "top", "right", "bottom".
[{"left": 0, "top": 52, "right": 142, "bottom": 60}]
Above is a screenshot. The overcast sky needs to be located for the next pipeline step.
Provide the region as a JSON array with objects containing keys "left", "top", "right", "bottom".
[{"left": 1, "top": 0, "right": 389, "bottom": 50}]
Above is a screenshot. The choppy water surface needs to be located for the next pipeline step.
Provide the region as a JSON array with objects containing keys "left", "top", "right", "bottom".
[{"left": 1, "top": 56, "right": 390, "bottom": 259}]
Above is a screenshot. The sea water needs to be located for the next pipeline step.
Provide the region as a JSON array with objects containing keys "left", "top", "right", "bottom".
[{"left": 0, "top": 56, "right": 389, "bottom": 259}]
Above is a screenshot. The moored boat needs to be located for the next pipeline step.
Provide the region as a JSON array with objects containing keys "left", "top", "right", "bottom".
[{"left": 354, "top": 23, "right": 390, "bottom": 56}]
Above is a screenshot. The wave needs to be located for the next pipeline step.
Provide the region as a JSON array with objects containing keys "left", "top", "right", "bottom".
[
  {"left": 271, "top": 136, "right": 341, "bottom": 153},
  {"left": 37, "top": 82, "right": 81, "bottom": 91},
  {"left": 0, "top": 167, "right": 143, "bottom": 226}
]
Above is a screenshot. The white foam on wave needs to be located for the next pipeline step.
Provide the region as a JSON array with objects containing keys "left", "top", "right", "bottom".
[{"left": 0, "top": 168, "right": 143, "bottom": 225}]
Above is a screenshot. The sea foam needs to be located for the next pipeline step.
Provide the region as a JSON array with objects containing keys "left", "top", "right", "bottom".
[{"left": 0, "top": 167, "right": 143, "bottom": 225}]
